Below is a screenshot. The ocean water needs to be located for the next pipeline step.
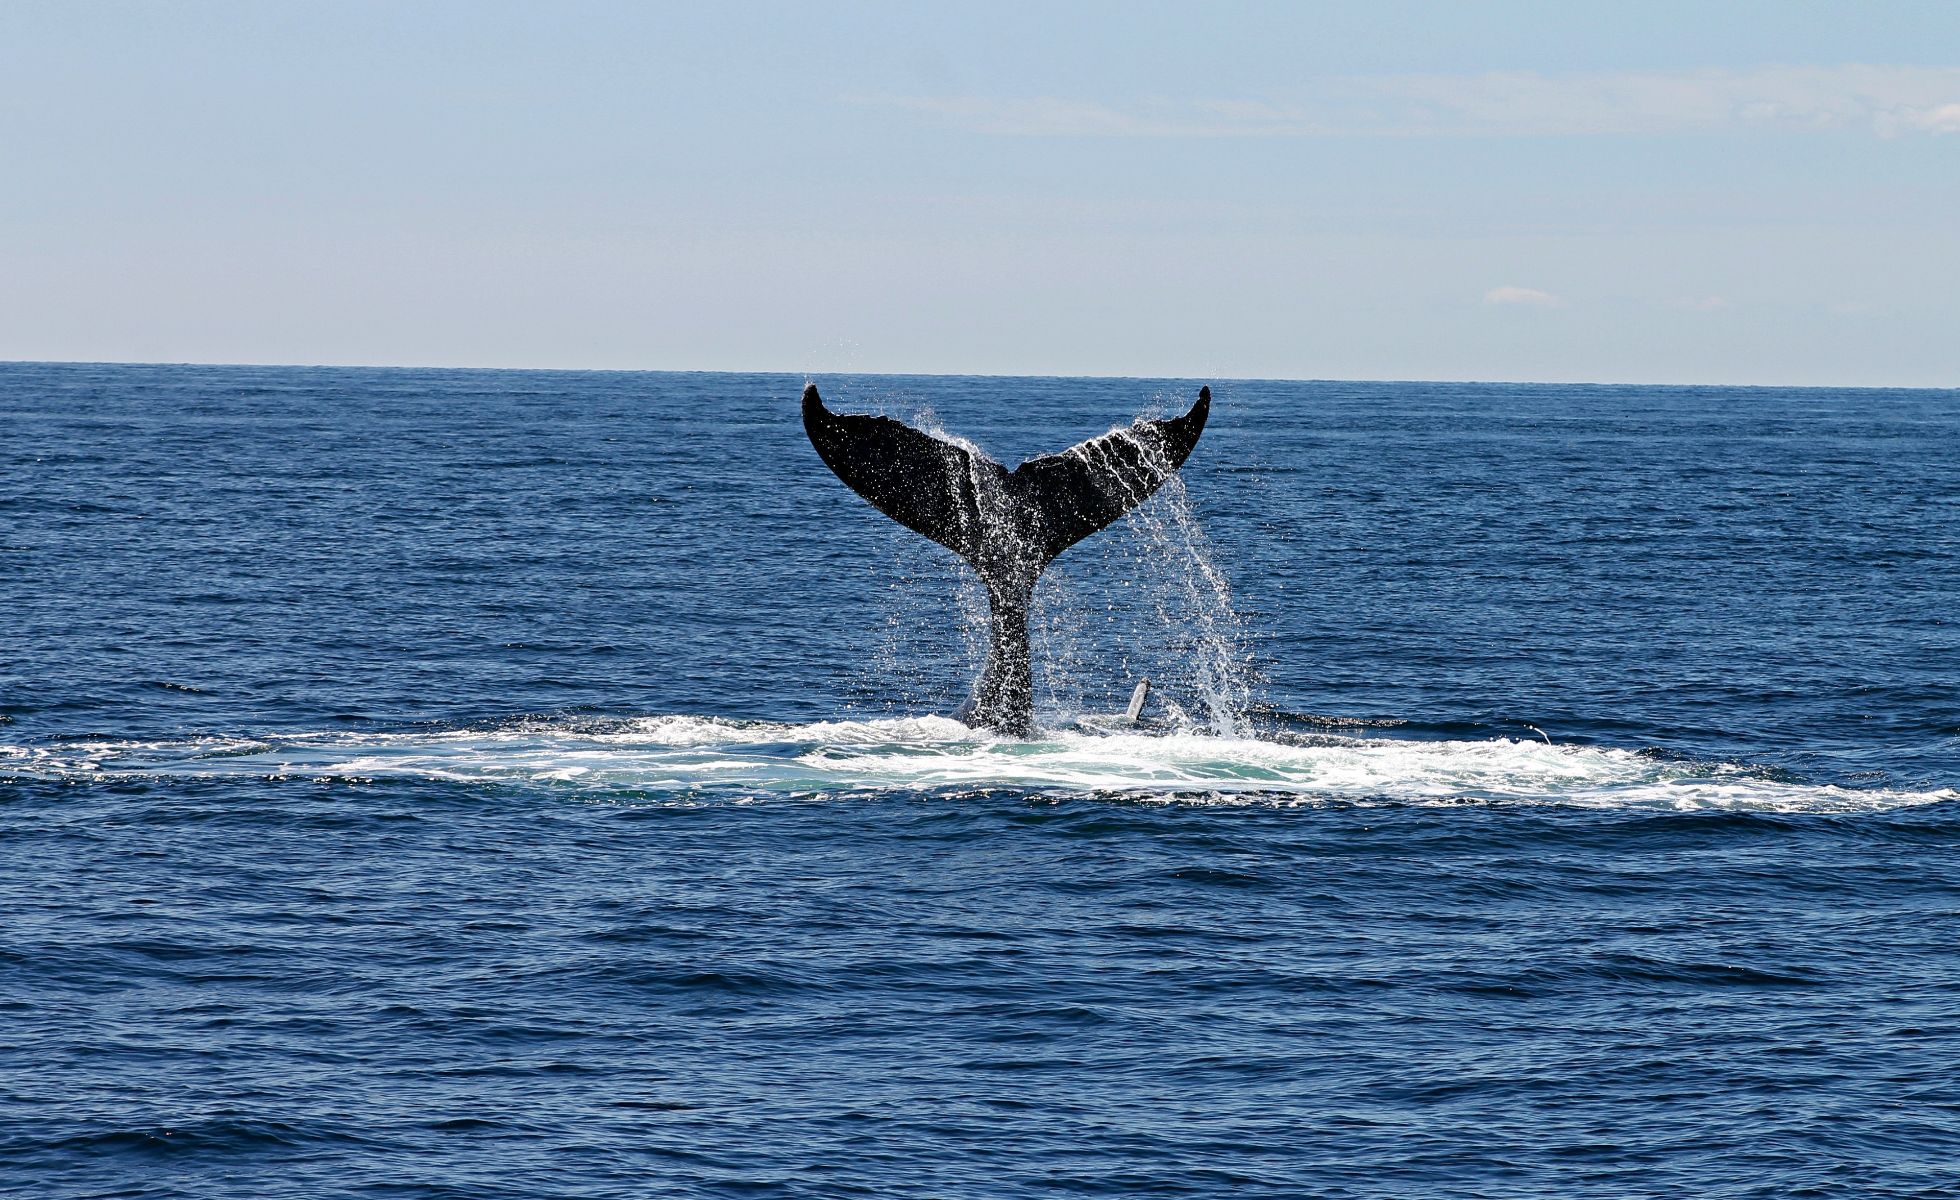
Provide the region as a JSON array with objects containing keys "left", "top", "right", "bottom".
[{"left": 3, "top": 361, "right": 1958, "bottom": 1198}]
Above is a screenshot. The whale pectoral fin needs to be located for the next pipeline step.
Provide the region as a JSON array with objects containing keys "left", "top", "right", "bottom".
[
  {"left": 802, "top": 384, "right": 1002, "bottom": 562},
  {"left": 1009, "top": 386, "right": 1210, "bottom": 561}
]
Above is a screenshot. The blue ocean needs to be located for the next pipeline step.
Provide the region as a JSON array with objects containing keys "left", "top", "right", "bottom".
[{"left": 3, "top": 361, "right": 1957, "bottom": 1198}]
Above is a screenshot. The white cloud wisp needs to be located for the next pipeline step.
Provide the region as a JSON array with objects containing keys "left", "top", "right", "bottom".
[
  {"left": 880, "top": 64, "right": 1960, "bottom": 139},
  {"left": 1484, "top": 286, "right": 1566, "bottom": 308}
]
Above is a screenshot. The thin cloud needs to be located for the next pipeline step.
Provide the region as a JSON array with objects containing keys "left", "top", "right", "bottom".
[
  {"left": 1675, "top": 296, "right": 1730, "bottom": 312},
  {"left": 879, "top": 96, "right": 1168, "bottom": 137},
  {"left": 1884, "top": 101, "right": 1960, "bottom": 135},
  {"left": 874, "top": 64, "right": 1960, "bottom": 139},
  {"left": 877, "top": 95, "right": 1327, "bottom": 137},
  {"left": 1484, "top": 286, "right": 1565, "bottom": 308}
]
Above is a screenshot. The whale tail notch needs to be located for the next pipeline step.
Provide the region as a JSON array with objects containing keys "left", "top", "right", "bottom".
[{"left": 801, "top": 384, "right": 1210, "bottom": 736}]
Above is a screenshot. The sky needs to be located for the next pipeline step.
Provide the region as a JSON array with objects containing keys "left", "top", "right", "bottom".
[{"left": 2, "top": 1, "right": 1956, "bottom": 385}]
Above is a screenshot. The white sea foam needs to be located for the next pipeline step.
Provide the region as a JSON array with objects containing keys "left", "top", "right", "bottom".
[{"left": 3, "top": 716, "right": 1953, "bottom": 814}]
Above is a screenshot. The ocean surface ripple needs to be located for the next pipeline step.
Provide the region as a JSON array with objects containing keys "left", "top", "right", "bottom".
[{"left": 3, "top": 363, "right": 1958, "bottom": 1198}]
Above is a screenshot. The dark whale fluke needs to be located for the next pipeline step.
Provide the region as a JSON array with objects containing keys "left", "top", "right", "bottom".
[{"left": 802, "top": 383, "right": 1210, "bottom": 737}]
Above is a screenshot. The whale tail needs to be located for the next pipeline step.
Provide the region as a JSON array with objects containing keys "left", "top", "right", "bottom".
[{"left": 802, "top": 384, "right": 1210, "bottom": 735}]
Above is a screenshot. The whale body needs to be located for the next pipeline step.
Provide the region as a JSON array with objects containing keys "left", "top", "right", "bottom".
[{"left": 802, "top": 384, "right": 1210, "bottom": 737}]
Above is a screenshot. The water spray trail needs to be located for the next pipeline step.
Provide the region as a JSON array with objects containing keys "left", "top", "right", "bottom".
[
  {"left": 1049, "top": 418, "right": 1253, "bottom": 736},
  {"left": 840, "top": 390, "right": 1236, "bottom": 734}
]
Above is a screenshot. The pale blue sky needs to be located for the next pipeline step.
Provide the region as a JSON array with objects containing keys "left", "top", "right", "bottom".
[{"left": 3, "top": 1, "right": 1955, "bottom": 384}]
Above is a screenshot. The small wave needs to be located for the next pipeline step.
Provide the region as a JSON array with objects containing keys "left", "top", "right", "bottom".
[
  {"left": 35, "top": 1115, "right": 380, "bottom": 1155},
  {"left": 3, "top": 715, "right": 1952, "bottom": 814}
]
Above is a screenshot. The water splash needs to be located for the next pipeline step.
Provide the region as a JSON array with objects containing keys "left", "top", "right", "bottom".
[
  {"left": 838, "top": 394, "right": 1246, "bottom": 729},
  {"left": 868, "top": 396, "right": 1253, "bottom": 733},
  {"left": 876, "top": 411, "right": 996, "bottom": 714},
  {"left": 5, "top": 717, "right": 1951, "bottom": 813},
  {"left": 1036, "top": 405, "right": 1253, "bottom": 736}
]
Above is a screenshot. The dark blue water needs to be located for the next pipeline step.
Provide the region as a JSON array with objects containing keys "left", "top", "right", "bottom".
[{"left": 4, "top": 362, "right": 1958, "bottom": 1198}]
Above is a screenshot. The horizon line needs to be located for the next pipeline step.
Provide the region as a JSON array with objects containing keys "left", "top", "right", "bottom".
[{"left": 2, "top": 357, "right": 1953, "bottom": 393}]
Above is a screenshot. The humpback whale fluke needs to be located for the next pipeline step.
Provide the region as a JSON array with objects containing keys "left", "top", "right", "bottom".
[{"left": 802, "top": 383, "right": 1210, "bottom": 737}]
